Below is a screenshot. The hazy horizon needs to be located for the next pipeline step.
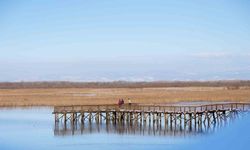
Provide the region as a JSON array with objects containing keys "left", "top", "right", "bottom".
[{"left": 1, "top": 0, "right": 250, "bottom": 82}]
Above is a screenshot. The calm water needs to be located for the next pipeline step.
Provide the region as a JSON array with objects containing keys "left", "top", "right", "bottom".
[{"left": 0, "top": 108, "right": 250, "bottom": 150}]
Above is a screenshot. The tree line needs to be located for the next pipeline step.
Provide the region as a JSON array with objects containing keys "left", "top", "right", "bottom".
[{"left": 0, "top": 80, "right": 249, "bottom": 89}]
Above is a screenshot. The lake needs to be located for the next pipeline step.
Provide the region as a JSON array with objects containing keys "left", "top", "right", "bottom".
[{"left": 0, "top": 107, "right": 250, "bottom": 150}]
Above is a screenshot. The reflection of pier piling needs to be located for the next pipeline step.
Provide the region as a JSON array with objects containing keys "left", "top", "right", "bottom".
[{"left": 53, "top": 103, "right": 250, "bottom": 136}]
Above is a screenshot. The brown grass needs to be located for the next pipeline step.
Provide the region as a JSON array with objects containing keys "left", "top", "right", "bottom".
[{"left": 0, "top": 86, "right": 250, "bottom": 107}]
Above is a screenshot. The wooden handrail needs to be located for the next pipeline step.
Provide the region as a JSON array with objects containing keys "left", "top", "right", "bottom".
[{"left": 53, "top": 102, "right": 250, "bottom": 113}]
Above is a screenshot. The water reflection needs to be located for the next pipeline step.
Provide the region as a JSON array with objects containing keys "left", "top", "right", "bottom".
[
  {"left": 54, "top": 111, "right": 241, "bottom": 137},
  {"left": 1, "top": 107, "right": 250, "bottom": 150}
]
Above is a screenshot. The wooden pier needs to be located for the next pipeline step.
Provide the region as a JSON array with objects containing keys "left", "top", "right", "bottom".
[{"left": 53, "top": 103, "right": 250, "bottom": 136}]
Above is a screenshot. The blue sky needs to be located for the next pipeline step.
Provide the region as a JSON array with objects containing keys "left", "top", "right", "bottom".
[{"left": 0, "top": 0, "right": 250, "bottom": 81}]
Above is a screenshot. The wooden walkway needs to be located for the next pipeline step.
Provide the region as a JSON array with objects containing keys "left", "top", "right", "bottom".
[
  {"left": 54, "top": 103, "right": 250, "bottom": 113},
  {"left": 53, "top": 102, "right": 250, "bottom": 136}
]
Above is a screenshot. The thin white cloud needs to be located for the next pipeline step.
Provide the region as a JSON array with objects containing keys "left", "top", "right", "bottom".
[
  {"left": 191, "top": 52, "right": 231, "bottom": 58},
  {"left": 191, "top": 52, "right": 250, "bottom": 58}
]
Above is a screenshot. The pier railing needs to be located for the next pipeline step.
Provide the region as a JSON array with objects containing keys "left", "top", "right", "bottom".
[{"left": 54, "top": 102, "right": 250, "bottom": 114}]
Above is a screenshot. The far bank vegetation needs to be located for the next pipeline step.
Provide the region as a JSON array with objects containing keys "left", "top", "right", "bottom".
[{"left": 0, "top": 80, "right": 249, "bottom": 89}]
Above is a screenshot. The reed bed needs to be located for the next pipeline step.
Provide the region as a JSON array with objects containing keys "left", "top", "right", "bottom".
[{"left": 0, "top": 87, "right": 250, "bottom": 107}]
